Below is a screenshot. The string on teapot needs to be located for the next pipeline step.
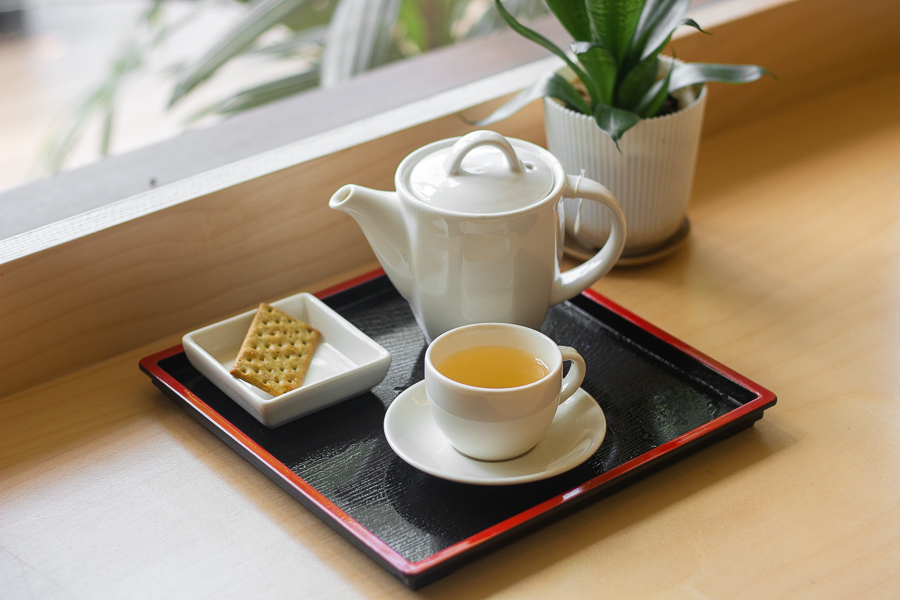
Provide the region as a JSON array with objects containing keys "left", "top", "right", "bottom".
[{"left": 571, "top": 169, "right": 587, "bottom": 236}]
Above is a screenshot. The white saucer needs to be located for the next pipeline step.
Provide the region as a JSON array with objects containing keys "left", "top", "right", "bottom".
[{"left": 383, "top": 381, "right": 606, "bottom": 485}]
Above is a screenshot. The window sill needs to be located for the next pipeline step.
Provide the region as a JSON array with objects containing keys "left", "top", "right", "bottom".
[
  {"left": 2, "top": 0, "right": 897, "bottom": 398},
  {"left": 0, "top": 17, "right": 569, "bottom": 242}
]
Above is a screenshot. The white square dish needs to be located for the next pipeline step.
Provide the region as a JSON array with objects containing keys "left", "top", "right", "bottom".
[{"left": 182, "top": 292, "right": 391, "bottom": 427}]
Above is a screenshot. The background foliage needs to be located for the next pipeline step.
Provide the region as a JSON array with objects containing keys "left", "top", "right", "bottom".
[{"left": 39, "top": 0, "right": 547, "bottom": 174}]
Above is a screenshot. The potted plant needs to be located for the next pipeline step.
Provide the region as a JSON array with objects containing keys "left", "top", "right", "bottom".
[{"left": 479, "top": 0, "right": 773, "bottom": 261}]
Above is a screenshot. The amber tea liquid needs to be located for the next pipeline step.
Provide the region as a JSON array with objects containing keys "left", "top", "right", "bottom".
[{"left": 437, "top": 345, "right": 550, "bottom": 388}]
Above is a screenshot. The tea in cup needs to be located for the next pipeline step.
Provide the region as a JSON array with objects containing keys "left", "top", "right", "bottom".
[{"left": 424, "top": 323, "right": 586, "bottom": 461}]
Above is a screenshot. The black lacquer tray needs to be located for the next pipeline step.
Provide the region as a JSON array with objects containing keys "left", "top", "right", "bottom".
[{"left": 140, "top": 270, "right": 776, "bottom": 588}]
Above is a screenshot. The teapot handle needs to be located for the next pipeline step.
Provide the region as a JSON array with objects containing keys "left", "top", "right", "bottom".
[
  {"left": 550, "top": 175, "right": 627, "bottom": 305},
  {"left": 443, "top": 131, "right": 523, "bottom": 176}
]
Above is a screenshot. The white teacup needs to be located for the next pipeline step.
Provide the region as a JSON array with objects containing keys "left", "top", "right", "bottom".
[{"left": 424, "top": 323, "right": 586, "bottom": 461}]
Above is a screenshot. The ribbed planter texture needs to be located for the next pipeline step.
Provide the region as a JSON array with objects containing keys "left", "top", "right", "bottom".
[{"left": 544, "top": 70, "right": 707, "bottom": 257}]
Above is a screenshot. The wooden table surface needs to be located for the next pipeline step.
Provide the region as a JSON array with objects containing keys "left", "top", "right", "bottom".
[{"left": 3, "top": 51, "right": 900, "bottom": 600}]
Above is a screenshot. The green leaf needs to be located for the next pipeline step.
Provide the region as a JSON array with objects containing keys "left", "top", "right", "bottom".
[
  {"left": 584, "top": 0, "right": 643, "bottom": 64},
  {"left": 571, "top": 42, "right": 616, "bottom": 105},
  {"left": 638, "top": 17, "right": 707, "bottom": 65},
  {"left": 545, "top": 0, "right": 592, "bottom": 41},
  {"left": 615, "top": 55, "right": 658, "bottom": 111},
  {"left": 99, "top": 104, "right": 114, "bottom": 157},
  {"left": 593, "top": 102, "right": 641, "bottom": 149},
  {"left": 320, "top": 0, "right": 402, "bottom": 86},
  {"left": 471, "top": 72, "right": 589, "bottom": 125},
  {"left": 170, "top": 0, "right": 309, "bottom": 107},
  {"left": 493, "top": 0, "right": 572, "bottom": 67},
  {"left": 36, "top": 43, "right": 141, "bottom": 173},
  {"left": 464, "top": 0, "right": 549, "bottom": 39},
  {"left": 634, "top": 60, "right": 672, "bottom": 117},
  {"left": 669, "top": 62, "right": 774, "bottom": 92},
  {"left": 193, "top": 68, "right": 321, "bottom": 118},
  {"left": 397, "top": 0, "right": 429, "bottom": 51},
  {"left": 248, "top": 26, "right": 328, "bottom": 57},
  {"left": 144, "top": 0, "right": 165, "bottom": 28},
  {"left": 629, "top": 0, "right": 690, "bottom": 62},
  {"left": 494, "top": 0, "right": 601, "bottom": 104},
  {"left": 679, "top": 18, "right": 707, "bottom": 35},
  {"left": 276, "top": 0, "right": 336, "bottom": 32},
  {"left": 546, "top": 72, "right": 593, "bottom": 115}
]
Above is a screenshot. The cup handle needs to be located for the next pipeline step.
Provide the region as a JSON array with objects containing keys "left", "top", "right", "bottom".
[
  {"left": 550, "top": 175, "right": 627, "bottom": 306},
  {"left": 558, "top": 346, "right": 586, "bottom": 405}
]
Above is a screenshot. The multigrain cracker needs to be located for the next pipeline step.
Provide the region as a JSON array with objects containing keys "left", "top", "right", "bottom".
[{"left": 229, "top": 303, "right": 321, "bottom": 396}]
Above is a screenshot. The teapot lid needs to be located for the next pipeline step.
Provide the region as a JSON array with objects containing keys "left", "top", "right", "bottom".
[{"left": 404, "top": 131, "right": 555, "bottom": 214}]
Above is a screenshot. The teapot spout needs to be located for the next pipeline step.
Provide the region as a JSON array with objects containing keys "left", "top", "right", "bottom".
[{"left": 329, "top": 185, "right": 414, "bottom": 300}]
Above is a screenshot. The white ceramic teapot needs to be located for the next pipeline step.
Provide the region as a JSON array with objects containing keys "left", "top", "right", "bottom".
[{"left": 329, "top": 130, "right": 626, "bottom": 341}]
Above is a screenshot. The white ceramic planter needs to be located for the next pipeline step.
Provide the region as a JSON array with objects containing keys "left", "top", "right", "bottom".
[{"left": 544, "top": 67, "right": 707, "bottom": 257}]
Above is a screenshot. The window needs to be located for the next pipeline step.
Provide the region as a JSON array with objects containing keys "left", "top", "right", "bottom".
[
  {"left": 0, "top": 0, "right": 555, "bottom": 239},
  {"left": 0, "top": 0, "right": 721, "bottom": 244}
]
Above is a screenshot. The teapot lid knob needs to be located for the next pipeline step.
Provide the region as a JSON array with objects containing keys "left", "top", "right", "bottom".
[{"left": 443, "top": 131, "right": 523, "bottom": 176}]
